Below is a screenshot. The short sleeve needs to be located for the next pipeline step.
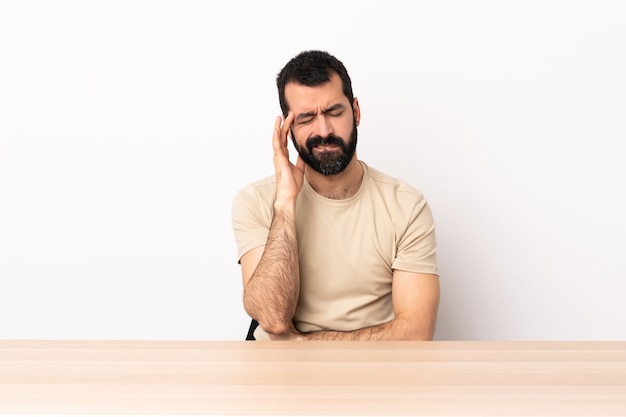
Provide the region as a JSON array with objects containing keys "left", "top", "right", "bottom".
[
  {"left": 231, "top": 179, "right": 276, "bottom": 262},
  {"left": 391, "top": 195, "right": 439, "bottom": 276}
]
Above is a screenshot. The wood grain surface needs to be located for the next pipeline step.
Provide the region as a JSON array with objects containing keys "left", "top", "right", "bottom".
[{"left": 1, "top": 340, "right": 625, "bottom": 415}]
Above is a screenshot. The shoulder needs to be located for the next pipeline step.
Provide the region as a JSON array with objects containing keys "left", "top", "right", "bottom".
[
  {"left": 362, "top": 162, "right": 425, "bottom": 203},
  {"left": 233, "top": 174, "right": 276, "bottom": 204},
  {"left": 235, "top": 175, "right": 276, "bottom": 197}
]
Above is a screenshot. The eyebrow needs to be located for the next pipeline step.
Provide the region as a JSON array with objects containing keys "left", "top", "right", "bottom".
[{"left": 295, "top": 103, "right": 347, "bottom": 122}]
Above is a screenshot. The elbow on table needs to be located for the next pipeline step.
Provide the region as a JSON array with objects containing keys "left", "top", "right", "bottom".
[
  {"left": 259, "top": 319, "right": 292, "bottom": 337},
  {"left": 252, "top": 311, "right": 293, "bottom": 336},
  {"left": 243, "top": 305, "right": 291, "bottom": 337}
]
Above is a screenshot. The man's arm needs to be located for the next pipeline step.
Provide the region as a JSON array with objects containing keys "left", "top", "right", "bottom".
[
  {"left": 293, "top": 270, "right": 440, "bottom": 341},
  {"left": 240, "top": 208, "right": 299, "bottom": 336},
  {"left": 240, "top": 112, "right": 305, "bottom": 337}
]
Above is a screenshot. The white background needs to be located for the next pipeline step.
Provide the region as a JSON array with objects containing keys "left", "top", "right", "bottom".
[{"left": 1, "top": 0, "right": 625, "bottom": 341}]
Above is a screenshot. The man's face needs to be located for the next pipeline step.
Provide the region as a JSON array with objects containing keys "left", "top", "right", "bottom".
[{"left": 285, "top": 73, "right": 360, "bottom": 176}]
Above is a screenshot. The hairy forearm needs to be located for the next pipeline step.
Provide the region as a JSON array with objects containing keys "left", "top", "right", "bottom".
[
  {"left": 299, "top": 315, "right": 435, "bottom": 341},
  {"left": 244, "top": 207, "right": 300, "bottom": 335}
]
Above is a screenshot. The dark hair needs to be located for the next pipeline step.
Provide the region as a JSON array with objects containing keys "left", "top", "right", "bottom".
[{"left": 276, "top": 50, "right": 354, "bottom": 117}]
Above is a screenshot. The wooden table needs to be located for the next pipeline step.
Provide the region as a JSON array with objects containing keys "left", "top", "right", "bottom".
[{"left": 1, "top": 340, "right": 625, "bottom": 416}]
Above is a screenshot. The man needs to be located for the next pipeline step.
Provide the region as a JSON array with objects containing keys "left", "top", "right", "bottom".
[{"left": 231, "top": 50, "right": 439, "bottom": 341}]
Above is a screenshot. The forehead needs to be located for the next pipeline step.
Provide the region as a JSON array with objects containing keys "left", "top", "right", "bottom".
[{"left": 284, "top": 73, "right": 349, "bottom": 112}]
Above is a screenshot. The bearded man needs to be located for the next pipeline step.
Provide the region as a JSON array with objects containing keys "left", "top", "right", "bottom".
[{"left": 232, "top": 50, "right": 440, "bottom": 341}]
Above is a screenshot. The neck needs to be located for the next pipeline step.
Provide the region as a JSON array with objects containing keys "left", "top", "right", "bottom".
[{"left": 305, "top": 157, "right": 364, "bottom": 200}]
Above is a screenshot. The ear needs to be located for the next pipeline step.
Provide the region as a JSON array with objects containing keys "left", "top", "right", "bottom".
[{"left": 352, "top": 97, "right": 361, "bottom": 126}]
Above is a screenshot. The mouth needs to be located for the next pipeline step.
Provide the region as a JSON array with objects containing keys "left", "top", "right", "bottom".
[
  {"left": 313, "top": 143, "right": 341, "bottom": 152},
  {"left": 314, "top": 144, "right": 341, "bottom": 152}
]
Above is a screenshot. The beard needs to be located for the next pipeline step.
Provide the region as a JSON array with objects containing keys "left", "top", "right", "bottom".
[{"left": 292, "top": 121, "right": 358, "bottom": 176}]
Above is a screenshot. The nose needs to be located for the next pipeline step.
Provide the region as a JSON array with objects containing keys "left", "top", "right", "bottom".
[{"left": 315, "top": 114, "right": 333, "bottom": 138}]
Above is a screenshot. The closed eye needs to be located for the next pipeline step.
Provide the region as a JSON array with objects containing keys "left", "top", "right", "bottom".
[
  {"left": 295, "top": 111, "right": 316, "bottom": 125},
  {"left": 323, "top": 104, "right": 346, "bottom": 117},
  {"left": 295, "top": 104, "right": 347, "bottom": 124},
  {"left": 296, "top": 115, "right": 315, "bottom": 125}
]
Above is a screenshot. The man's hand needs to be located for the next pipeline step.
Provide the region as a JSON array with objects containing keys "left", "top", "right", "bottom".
[
  {"left": 240, "top": 113, "right": 305, "bottom": 336},
  {"left": 272, "top": 112, "right": 305, "bottom": 206}
]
